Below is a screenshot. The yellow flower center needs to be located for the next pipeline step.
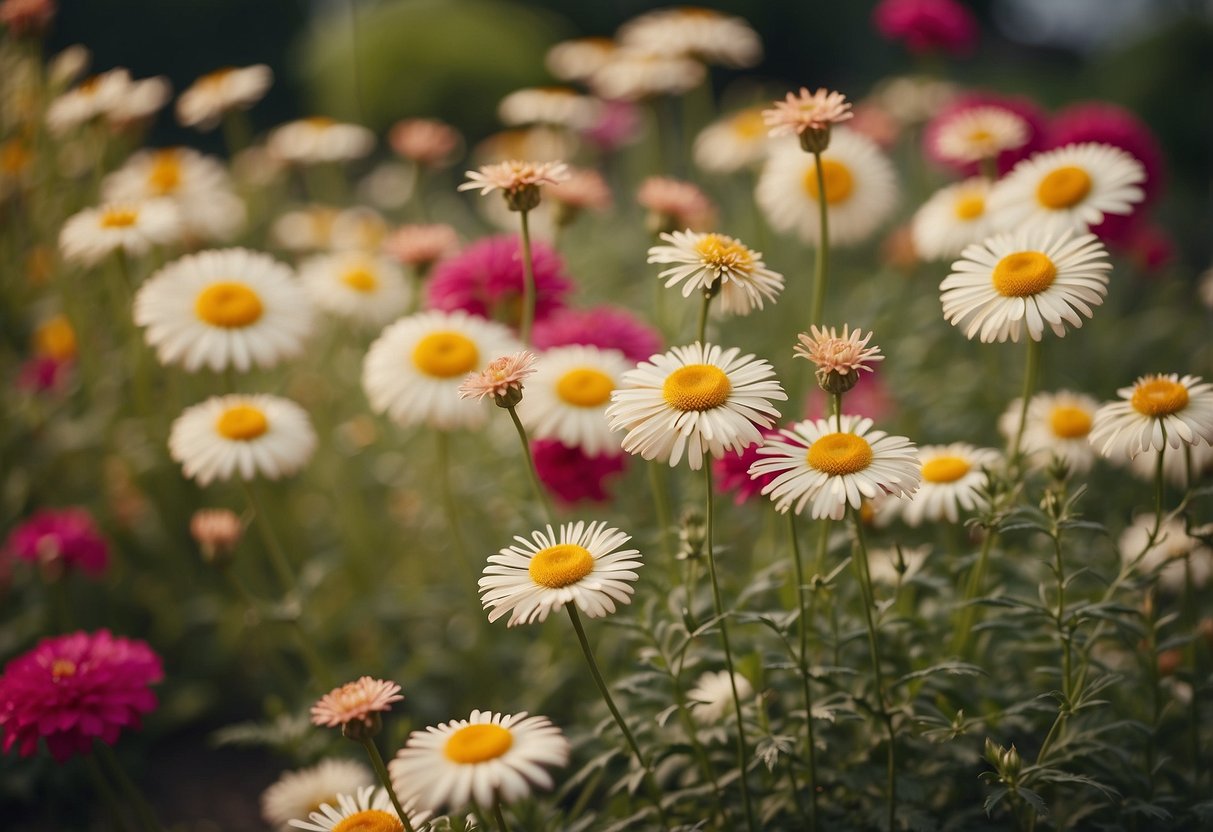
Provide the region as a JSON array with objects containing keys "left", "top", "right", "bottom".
[
  {"left": 100, "top": 207, "right": 139, "bottom": 228},
  {"left": 51, "top": 659, "right": 77, "bottom": 680},
  {"left": 215, "top": 405, "right": 269, "bottom": 441},
  {"left": 693, "top": 234, "right": 754, "bottom": 273},
  {"left": 331, "top": 810, "right": 404, "bottom": 832},
  {"left": 34, "top": 315, "right": 77, "bottom": 361},
  {"left": 556, "top": 367, "right": 614, "bottom": 407},
  {"left": 662, "top": 364, "right": 731, "bottom": 412},
  {"left": 953, "top": 194, "right": 985, "bottom": 221},
  {"left": 802, "top": 159, "right": 854, "bottom": 205},
  {"left": 341, "top": 267, "right": 378, "bottom": 293},
  {"left": 444, "top": 723, "right": 514, "bottom": 764},
  {"left": 147, "top": 150, "right": 182, "bottom": 195},
  {"left": 1036, "top": 165, "right": 1092, "bottom": 209},
  {"left": 1049, "top": 405, "right": 1092, "bottom": 438},
  {"left": 411, "top": 331, "right": 479, "bottom": 378},
  {"left": 529, "top": 543, "right": 595, "bottom": 588},
  {"left": 991, "top": 251, "right": 1056, "bottom": 298},
  {"left": 921, "top": 456, "right": 971, "bottom": 483},
  {"left": 731, "top": 110, "right": 767, "bottom": 140},
  {"left": 195, "top": 282, "right": 265, "bottom": 328},
  {"left": 806, "top": 432, "right": 873, "bottom": 475},
  {"left": 1131, "top": 378, "right": 1189, "bottom": 417}
]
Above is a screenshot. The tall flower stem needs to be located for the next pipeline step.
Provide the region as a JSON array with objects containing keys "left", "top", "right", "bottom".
[
  {"left": 1008, "top": 339, "right": 1041, "bottom": 464},
  {"left": 360, "top": 735, "right": 417, "bottom": 832},
  {"left": 703, "top": 464, "right": 757, "bottom": 832},
  {"left": 808, "top": 150, "right": 831, "bottom": 328},
  {"left": 94, "top": 741, "right": 162, "bottom": 832},
  {"left": 565, "top": 605, "right": 671, "bottom": 830},
  {"left": 518, "top": 209, "right": 536, "bottom": 346},
  {"left": 239, "top": 480, "right": 296, "bottom": 594},
  {"left": 787, "top": 513, "right": 819, "bottom": 830},
  {"left": 506, "top": 405, "right": 555, "bottom": 525}
]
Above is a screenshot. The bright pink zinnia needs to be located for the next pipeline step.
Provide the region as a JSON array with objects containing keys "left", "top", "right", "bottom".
[
  {"left": 924, "top": 92, "right": 1047, "bottom": 177},
  {"left": 425, "top": 234, "right": 573, "bottom": 330},
  {"left": 873, "top": 0, "right": 978, "bottom": 56},
  {"left": 532, "top": 306, "right": 662, "bottom": 365},
  {"left": 5, "top": 508, "right": 108, "bottom": 575},
  {"left": 532, "top": 439, "right": 626, "bottom": 504},
  {"left": 0, "top": 630, "right": 162, "bottom": 762}
]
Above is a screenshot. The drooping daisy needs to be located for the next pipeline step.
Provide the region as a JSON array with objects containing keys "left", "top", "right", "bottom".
[
  {"left": 911, "top": 178, "right": 998, "bottom": 260},
  {"left": 756, "top": 128, "right": 899, "bottom": 246},
  {"left": 693, "top": 107, "right": 773, "bottom": 174},
  {"left": 134, "top": 248, "right": 313, "bottom": 373},
  {"left": 687, "top": 670, "right": 754, "bottom": 724},
  {"left": 261, "top": 760, "right": 373, "bottom": 830},
  {"left": 498, "top": 86, "right": 603, "bottom": 131},
  {"left": 545, "top": 37, "right": 618, "bottom": 82},
  {"left": 606, "top": 342, "right": 787, "bottom": 470},
  {"left": 59, "top": 200, "right": 181, "bottom": 266},
  {"left": 879, "top": 443, "right": 999, "bottom": 526},
  {"left": 311, "top": 677, "right": 403, "bottom": 730},
  {"left": 750, "top": 415, "right": 921, "bottom": 520},
  {"left": 617, "top": 7, "right": 762, "bottom": 68},
  {"left": 362, "top": 310, "right": 520, "bottom": 431},
  {"left": 268, "top": 117, "right": 375, "bottom": 165},
  {"left": 1120, "top": 515, "right": 1213, "bottom": 594},
  {"left": 987, "top": 142, "right": 1146, "bottom": 234},
  {"left": 480, "top": 521, "right": 642, "bottom": 626},
  {"left": 940, "top": 229, "right": 1111, "bottom": 343},
  {"left": 289, "top": 785, "right": 429, "bottom": 832},
  {"left": 588, "top": 49, "right": 706, "bottom": 101},
  {"left": 647, "top": 230, "right": 784, "bottom": 316},
  {"left": 929, "top": 105, "right": 1028, "bottom": 167},
  {"left": 516, "top": 345, "right": 632, "bottom": 456},
  {"left": 168, "top": 394, "right": 317, "bottom": 486},
  {"left": 102, "top": 147, "right": 246, "bottom": 241},
  {"left": 998, "top": 390, "right": 1100, "bottom": 474},
  {"left": 299, "top": 251, "right": 409, "bottom": 328},
  {"left": 636, "top": 176, "right": 717, "bottom": 233},
  {"left": 389, "top": 710, "right": 570, "bottom": 813},
  {"left": 1089, "top": 374, "right": 1213, "bottom": 459},
  {"left": 176, "top": 65, "right": 273, "bottom": 130}
]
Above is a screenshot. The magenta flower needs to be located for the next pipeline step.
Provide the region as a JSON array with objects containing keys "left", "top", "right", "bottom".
[
  {"left": 532, "top": 305, "right": 662, "bottom": 365},
  {"left": 5, "top": 508, "right": 108, "bottom": 576},
  {"left": 425, "top": 234, "right": 573, "bottom": 330},
  {"left": 532, "top": 439, "right": 626, "bottom": 504},
  {"left": 0, "top": 630, "right": 162, "bottom": 762},
  {"left": 873, "top": 0, "right": 978, "bottom": 56},
  {"left": 924, "top": 92, "right": 1048, "bottom": 177}
]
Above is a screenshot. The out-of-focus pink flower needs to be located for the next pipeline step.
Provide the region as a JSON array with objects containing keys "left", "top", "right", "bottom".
[
  {"left": 873, "top": 0, "right": 978, "bottom": 56},
  {"left": 1047, "top": 102, "right": 1164, "bottom": 204},
  {"left": 425, "top": 234, "right": 573, "bottom": 329},
  {"left": 0, "top": 0, "right": 56, "bottom": 37},
  {"left": 715, "top": 427, "right": 784, "bottom": 506},
  {"left": 803, "top": 371, "right": 895, "bottom": 424},
  {"left": 532, "top": 439, "right": 626, "bottom": 504},
  {"left": 5, "top": 508, "right": 108, "bottom": 576},
  {"left": 0, "top": 630, "right": 162, "bottom": 762},
  {"left": 532, "top": 306, "right": 662, "bottom": 365},
  {"left": 17, "top": 356, "right": 71, "bottom": 393},
  {"left": 924, "top": 93, "right": 1047, "bottom": 177},
  {"left": 581, "top": 99, "right": 642, "bottom": 153}
]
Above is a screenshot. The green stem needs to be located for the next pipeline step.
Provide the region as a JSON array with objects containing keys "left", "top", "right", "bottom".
[
  {"left": 1009, "top": 339, "right": 1041, "bottom": 464},
  {"left": 518, "top": 209, "right": 536, "bottom": 346},
  {"left": 506, "top": 405, "right": 555, "bottom": 525},
  {"left": 94, "top": 741, "right": 161, "bottom": 832},
  {"left": 361, "top": 735, "right": 417, "bottom": 832},
  {"left": 239, "top": 480, "right": 296, "bottom": 594},
  {"left": 809, "top": 150, "right": 830, "bottom": 328},
  {"left": 491, "top": 802, "right": 511, "bottom": 832},
  {"left": 788, "top": 514, "right": 819, "bottom": 831}
]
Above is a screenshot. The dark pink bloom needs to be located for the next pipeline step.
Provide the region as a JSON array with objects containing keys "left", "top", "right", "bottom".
[
  {"left": 425, "top": 234, "right": 573, "bottom": 330},
  {"left": 532, "top": 439, "right": 626, "bottom": 504},
  {"left": 873, "top": 0, "right": 978, "bottom": 56},
  {"left": 17, "top": 356, "right": 71, "bottom": 393},
  {"left": 0, "top": 630, "right": 162, "bottom": 762},
  {"left": 1047, "top": 102, "right": 1164, "bottom": 204},
  {"left": 715, "top": 427, "right": 783, "bottom": 506},
  {"left": 532, "top": 305, "right": 662, "bottom": 365},
  {"left": 5, "top": 508, "right": 108, "bottom": 576},
  {"left": 924, "top": 92, "right": 1048, "bottom": 177},
  {"left": 581, "top": 99, "right": 642, "bottom": 153}
]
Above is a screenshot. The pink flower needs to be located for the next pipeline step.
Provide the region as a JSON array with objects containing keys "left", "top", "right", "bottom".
[
  {"left": 873, "top": 0, "right": 978, "bottom": 56},
  {"left": 311, "top": 676, "right": 403, "bottom": 729},
  {"left": 425, "top": 234, "right": 573, "bottom": 329},
  {"left": 457, "top": 350, "right": 537, "bottom": 403},
  {"left": 715, "top": 427, "right": 784, "bottom": 505},
  {"left": 5, "top": 508, "right": 108, "bottom": 576},
  {"left": 924, "top": 92, "right": 1047, "bottom": 177},
  {"left": 581, "top": 99, "right": 642, "bottom": 152},
  {"left": 532, "top": 439, "right": 626, "bottom": 504},
  {"left": 0, "top": 630, "right": 162, "bottom": 762},
  {"left": 532, "top": 306, "right": 662, "bottom": 364}
]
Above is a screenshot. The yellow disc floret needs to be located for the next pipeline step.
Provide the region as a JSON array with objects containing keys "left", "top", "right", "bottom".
[
  {"left": 195, "top": 282, "right": 265, "bottom": 328},
  {"left": 807, "top": 432, "right": 874, "bottom": 475},
  {"left": 444, "top": 723, "right": 514, "bottom": 764},
  {"left": 411, "top": 331, "right": 479, "bottom": 378},
  {"left": 991, "top": 251, "right": 1057, "bottom": 298},
  {"left": 662, "top": 364, "right": 731, "bottom": 411}
]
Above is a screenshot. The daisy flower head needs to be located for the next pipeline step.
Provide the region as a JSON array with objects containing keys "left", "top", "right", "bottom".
[
  {"left": 1089, "top": 374, "right": 1213, "bottom": 460},
  {"left": 940, "top": 229, "right": 1111, "bottom": 343},
  {"left": 362, "top": 310, "right": 520, "bottom": 431},
  {"left": 311, "top": 677, "right": 402, "bottom": 732},
  {"left": 176, "top": 65, "right": 272, "bottom": 130},
  {"left": 1120, "top": 515, "right": 1212, "bottom": 594},
  {"left": 102, "top": 147, "right": 246, "bottom": 241},
  {"left": 261, "top": 759, "right": 373, "bottom": 830},
  {"left": 879, "top": 443, "right": 999, "bottom": 526},
  {"left": 480, "top": 520, "right": 641, "bottom": 626},
  {"left": 268, "top": 117, "right": 375, "bottom": 165},
  {"left": 606, "top": 342, "right": 787, "bottom": 470},
  {"left": 498, "top": 86, "right": 603, "bottom": 131},
  {"left": 637, "top": 176, "right": 717, "bottom": 233},
  {"left": 763, "top": 87, "right": 853, "bottom": 152},
  {"left": 750, "top": 415, "right": 921, "bottom": 520},
  {"left": 457, "top": 350, "right": 536, "bottom": 407},
  {"left": 5, "top": 507, "right": 108, "bottom": 576},
  {"left": 987, "top": 142, "right": 1146, "bottom": 234},
  {"left": 168, "top": 394, "right": 316, "bottom": 486},
  {"left": 299, "top": 251, "right": 409, "bottom": 329},
  {"left": 794, "top": 324, "right": 883, "bottom": 393},
  {"left": 545, "top": 37, "right": 618, "bottom": 82},
  {"left": 58, "top": 199, "right": 180, "bottom": 267},
  {"left": 998, "top": 390, "right": 1100, "bottom": 474},
  {"left": 382, "top": 223, "right": 460, "bottom": 270},
  {"left": 134, "top": 248, "right": 313, "bottom": 373},
  {"left": 389, "top": 118, "right": 461, "bottom": 168},
  {"left": 929, "top": 105, "right": 1028, "bottom": 167},
  {"left": 617, "top": 7, "right": 762, "bottom": 68},
  {"left": 289, "top": 785, "right": 429, "bottom": 832},
  {"left": 756, "top": 127, "right": 899, "bottom": 246},
  {"left": 589, "top": 49, "right": 706, "bottom": 102},
  {"left": 516, "top": 345, "right": 632, "bottom": 456},
  {"left": 693, "top": 106, "right": 773, "bottom": 174},
  {"left": 911, "top": 178, "right": 997, "bottom": 261},
  {"left": 648, "top": 230, "right": 784, "bottom": 316},
  {"left": 390, "top": 710, "right": 570, "bottom": 813},
  {"left": 687, "top": 670, "right": 754, "bottom": 725},
  {"left": 458, "top": 159, "right": 569, "bottom": 212}
]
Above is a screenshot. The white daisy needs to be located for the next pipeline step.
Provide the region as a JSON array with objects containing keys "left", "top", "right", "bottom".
[
  {"left": 605, "top": 342, "right": 787, "bottom": 470},
  {"left": 911, "top": 178, "right": 998, "bottom": 261},
  {"left": 987, "top": 142, "right": 1146, "bottom": 234},
  {"left": 498, "top": 86, "right": 602, "bottom": 131},
  {"left": 268, "top": 117, "right": 375, "bottom": 164},
  {"left": 755, "top": 128, "right": 899, "bottom": 246},
  {"left": 58, "top": 200, "right": 181, "bottom": 266},
  {"left": 1120, "top": 515, "right": 1212, "bottom": 594},
  {"left": 693, "top": 107, "right": 772, "bottom": 174},
  {"left": 879, "top": 443, "right": 999, "bottom": 527},
  {"left": 362, "top": 310, "right": 520, "bottom": 431},
  {"left": 617, "top": 7, "right": 762, "bottom": 68},
  {"left": 389, "top": 710, "right": 570, "bottom": 813},
  {"left": 261, "top": 759, "right": 373, "bottom": 829},
  {"left": 480, "top": 521, "right": 641, "bottom": 626},
  {"left": 687, "top": 670, "right": 754, "bottom": 725},
  {"left": 299, "top": 251, "right": 410, "bottom": 328},
  {"left": 102, "top": 147, "right": 246, "bottom": 241},
  {"left": 930, "top": 106, "right": 1029, "bottom": 166},
  {"left": 1089, "top": 374, "right": 1213, "bottom": 459},
  {"left": 647, "top": 230, "right": 784, "bottom": 316},
  {"left": 289, "top": 785, "right": 429, "bottom": 832},
  {"left": 134, "top": 248, "right": 313, "bottom": 373},
  {"left": 588, "top": 49, "right": 706, "bottom": 101},
  {"left": 940, "top": 229, "right": 1111, "bottom": 343},
  {"left": 516, "top": 345, "right": 631, "bottom": 456},
  {"left": 1124, "top": 442, "right": 1213, "bottom": 489},
  {"left": 176, "top": 65, "right": 273, "bottom": 130},
  {"left": 999, "top": 390, "right": 1100, "bottom": 474},
  {"left": 749, "top": 415, "right": 921, "bottom": 520},
  {"left": 169, "top": 394, "right": 316, "bottom": 486}
]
